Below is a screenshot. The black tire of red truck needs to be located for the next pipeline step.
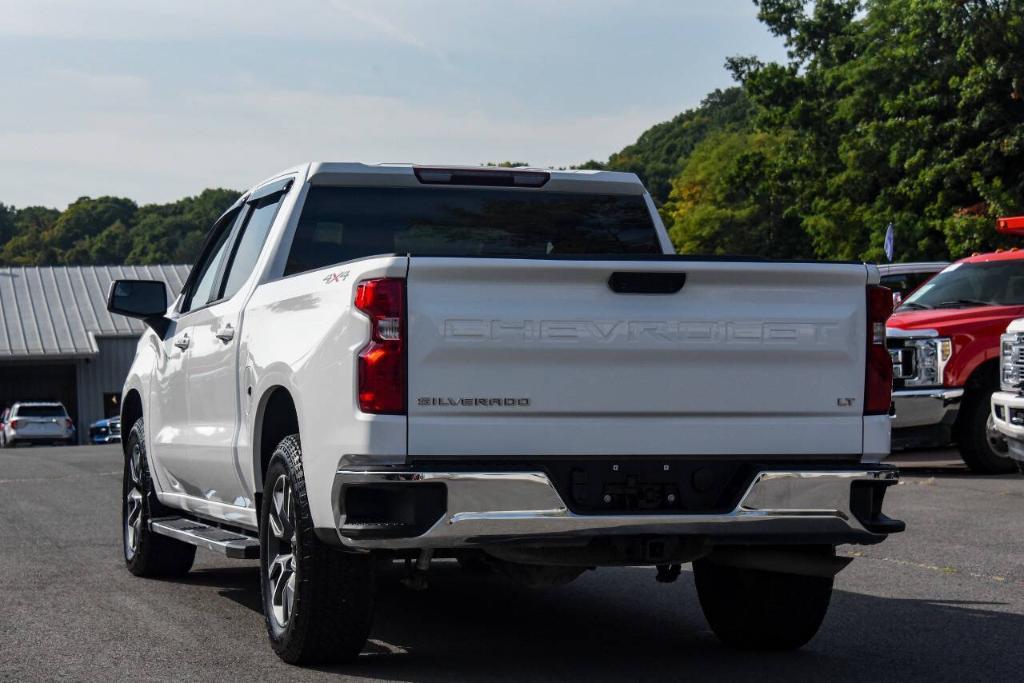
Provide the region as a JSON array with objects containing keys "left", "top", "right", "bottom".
[
  {"left": 259, "top": 434, "right": 376, "bottom": 665},
  {"left": 956, "top": 388, "right": 1016, "bottom": 474},
  {"left": 693, "top": 550, "right": 834, "bottom": 650}
]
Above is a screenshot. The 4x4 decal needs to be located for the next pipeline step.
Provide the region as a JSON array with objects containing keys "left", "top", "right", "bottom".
[{"left": 322, "top": 270, "right": 349, "bottom": 285}]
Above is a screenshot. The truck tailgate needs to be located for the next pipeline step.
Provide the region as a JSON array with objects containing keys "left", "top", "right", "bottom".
[{"left": 406, "top": 257, "right": 869, "bottom": 458}]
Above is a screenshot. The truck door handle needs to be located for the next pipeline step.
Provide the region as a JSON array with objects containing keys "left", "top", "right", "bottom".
[
  {"left": 174, "top": 333, "right": 190, "bottom": 350},
  {"left": 215, "top": 324, "right": 235, "bottom": 342}
]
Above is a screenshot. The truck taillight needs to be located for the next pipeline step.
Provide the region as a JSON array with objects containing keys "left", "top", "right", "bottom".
[
  {"left": 354, "top": 278, "right": 406, "bottom": 414},
  {"left": 865, "top": 285, "right": 894, "bottom": 415}
]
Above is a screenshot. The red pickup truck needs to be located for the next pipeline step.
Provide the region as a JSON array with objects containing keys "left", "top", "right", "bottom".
[{"left": 887, "top": 217, "right": 1024, "bottom": 473}]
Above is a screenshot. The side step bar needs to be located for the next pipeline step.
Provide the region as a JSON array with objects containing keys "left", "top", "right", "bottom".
[{"left": 150, "top": 517, "right": 260, "bottom": 559}]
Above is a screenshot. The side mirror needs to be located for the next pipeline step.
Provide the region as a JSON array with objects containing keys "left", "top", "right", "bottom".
[{"left": 107, "top": 279, "right": 170, "bottom": 336}]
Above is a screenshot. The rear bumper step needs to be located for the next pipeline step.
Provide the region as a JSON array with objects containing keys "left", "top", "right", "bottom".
[
  {"left": 329, "top": 466, "right": 903, "bottom": 550},
  {"left": 150, "top": 517, "right": 259, "bottom": 559}
]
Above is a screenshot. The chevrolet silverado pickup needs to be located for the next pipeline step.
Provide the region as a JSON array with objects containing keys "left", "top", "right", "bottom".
[{"left": 106, "top": 162, "right": 903, "bottom": 665}]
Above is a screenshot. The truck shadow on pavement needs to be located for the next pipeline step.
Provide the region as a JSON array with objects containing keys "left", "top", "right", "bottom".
[{"left": 178, "top": 561, "right": 1023, "bottom": 681}]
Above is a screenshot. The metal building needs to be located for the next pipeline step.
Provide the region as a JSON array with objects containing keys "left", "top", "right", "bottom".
[{"left": 0, "top": 265, "right": 190, "bottom": 442}]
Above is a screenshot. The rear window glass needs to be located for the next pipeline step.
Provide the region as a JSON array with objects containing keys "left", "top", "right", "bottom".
[
  {"left": 285, "top": 186, "right": 661, "bottom": 276},
  {"left": 15, "top": 405, "right": 67, "bottom": 417}
]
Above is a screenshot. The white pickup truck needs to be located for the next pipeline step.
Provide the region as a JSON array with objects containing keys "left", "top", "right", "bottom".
[
  {"left": 107, "top": 162, "right": 903, "bottom": 664},
  {"left": 989, "top": 318, "right": 1024, "bottom": 470}
]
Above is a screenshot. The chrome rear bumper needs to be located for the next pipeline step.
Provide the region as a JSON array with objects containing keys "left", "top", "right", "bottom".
[{"left": 329, "top": 467, "right": 902, "bottom": 550}]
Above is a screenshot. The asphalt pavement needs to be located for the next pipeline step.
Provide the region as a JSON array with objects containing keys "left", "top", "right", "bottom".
[{"left": 1, "top": 445, "right": 1022, "bottom": 681}]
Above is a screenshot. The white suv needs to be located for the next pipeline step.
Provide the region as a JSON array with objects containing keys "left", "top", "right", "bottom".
[{"left": 1, "top": 402, "right": 75, "bottom": 447}]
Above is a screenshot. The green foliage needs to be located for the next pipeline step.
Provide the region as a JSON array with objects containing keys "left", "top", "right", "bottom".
[
  {"left": 9, "top": 1, "right": 1024, "bottom": 271},
  {"left": 589, "top": 0, "right": 1024, "bottom": 261},
  {"left": 664, "top": 129, "right": 812, "bottom": 258},
  {"left": 583, "top": 88, "right": 754, "bottom": 204},
  {"left": 735, "top": 0, "right": 1024, "bottom": 261},
  {"left": 0, "top": 204, "right": 15, "bottom": 246},
  {"left": 0, "top": 189, "right": 240, "bottom": 266}
]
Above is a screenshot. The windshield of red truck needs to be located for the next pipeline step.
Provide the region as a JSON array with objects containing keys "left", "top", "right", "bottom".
[
  {"left": 900, "top": 260, "right": 1024, "bottom": 310},
  {"left": 285, "top": 186, "right": 661, "bottom": 276}
]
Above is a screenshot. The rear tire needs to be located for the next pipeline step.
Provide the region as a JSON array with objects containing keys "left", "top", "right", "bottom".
[
  {"left": 693, "top": 549, "right": 834, "bottom": 650},
  {"left": 260, "top": 435, "right": 375, "bottom": 665},
  {"left": 956, "top": 388, "right": 1015, "bottom": 474},
  {"left": 122, "top": 419, "right": 196, "bottom": 577}
]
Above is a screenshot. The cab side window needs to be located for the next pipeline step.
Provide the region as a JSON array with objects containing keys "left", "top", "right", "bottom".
[
  {"left": 220, "top": 196, "right": 282, "bottom": 302},
  {"left": 181, "top": 209, "right": 241, "bottom": 313}
]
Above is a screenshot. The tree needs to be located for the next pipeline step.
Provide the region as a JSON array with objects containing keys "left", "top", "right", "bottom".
[
  {"left": 734, "top": 0, "right": 1024, "bottom": 261},
  {"left": 579, "top": 88, "right": 754, "bottom": 204},
  {"left": 664, "top": 129, "right": 811, "bottom": 257},
  {"left": 0, "top": 204, "right": 15, "bottom": 246},
  {"left": 0, "top": 189, "right": 239, "bottom": 266},
  {"left": 50, "top": 197, "right": 138, "bottom": 255},
  {"left": 0, "top": 206, "right": 60, "bottom": 265}
]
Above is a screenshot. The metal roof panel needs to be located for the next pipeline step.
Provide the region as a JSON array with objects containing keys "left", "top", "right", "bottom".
[{"left": 0, "top": 265, "right": 191, "bottom": 358}]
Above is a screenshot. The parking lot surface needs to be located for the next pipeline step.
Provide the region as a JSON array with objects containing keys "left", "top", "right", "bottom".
[{"left": 1, "top": 445, "right": 1022, "bottom": 681}]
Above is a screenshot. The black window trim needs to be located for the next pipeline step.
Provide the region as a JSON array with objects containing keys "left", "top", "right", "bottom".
[
  {"left": 176, "top": 178, "right": 294, "bottom": 318},
  {"left": 250, "top": 176, "right": 293, "bottom": 203},
  {"left": 209, "top": 192, "right": 287, "bottom": 306},
  {"left": 177, "top": 204, "right": 246, "bottom": 316},
  {"left": 204, "top": 204, "right": 253, "bottom": 309}
]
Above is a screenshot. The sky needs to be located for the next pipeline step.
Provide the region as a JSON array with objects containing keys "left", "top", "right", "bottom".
[{"left": 0, "top": 0, "right": 787, "bottom": 209}]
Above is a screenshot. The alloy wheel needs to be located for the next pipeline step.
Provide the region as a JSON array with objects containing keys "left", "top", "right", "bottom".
[
  {"left": 124, "top": 442, "right": 144, "bottom": 560},
  {"left": 266, "top": 474, "right": 297, "bottom": 629}
]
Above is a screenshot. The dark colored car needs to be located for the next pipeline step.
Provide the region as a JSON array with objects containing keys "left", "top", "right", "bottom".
[
  {"left": 878, "top": 262, "right": 948, "bottom": 307},
  {"left": 89, "top": 416, "right": 122, "bottom": 444}
]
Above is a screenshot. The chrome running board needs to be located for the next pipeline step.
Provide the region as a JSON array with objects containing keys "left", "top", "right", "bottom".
[{"left": 150, "top": 517, "right": 259, "bottom": 559}]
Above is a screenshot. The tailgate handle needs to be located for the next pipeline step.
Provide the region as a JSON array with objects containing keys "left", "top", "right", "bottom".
[{"left": 608, "top": 272, "right": 686, "bottom": 294}]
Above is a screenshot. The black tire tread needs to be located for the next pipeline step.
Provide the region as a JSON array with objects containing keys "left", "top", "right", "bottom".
[
  {"left": 123, "top": 419, "right": 196, "bottom": 578},
  {"left": 693, "top": 550, "right": 834, "bottom": 650},
  {"left": 261, "top": 434, "right": 374, "bottom": 665},
  {"left": 956, "top": 389, "right": 1016, "bottom": 474}
]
